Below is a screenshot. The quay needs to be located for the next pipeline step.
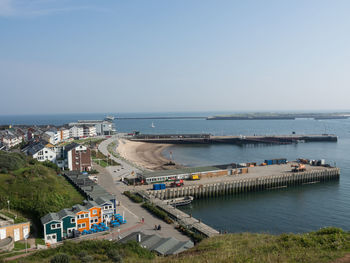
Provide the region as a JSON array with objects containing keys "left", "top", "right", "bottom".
[
  {"left": 137, "top": 191, "right": 219, "bottom": 238},
  {"left": 136, "top": 164, "right": 340, "bottom": 200},
  {"left": 130, "top": 134, "right": 338, "bottom": 144}
]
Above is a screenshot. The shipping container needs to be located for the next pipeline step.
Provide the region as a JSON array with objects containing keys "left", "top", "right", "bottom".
[
  {"left": 153, "top": 184, "right": 161, "bottom": 190},
  {"left": 160, "top": 183, "right": 166, "bottom": 189}
]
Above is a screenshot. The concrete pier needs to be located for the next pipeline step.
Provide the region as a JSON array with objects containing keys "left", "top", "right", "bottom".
[
  {"left": 130, "top": 134, "right": 338, "bottom": 145},
  {"left": 147, "top": 167, "right": 340, "bottom": 200}
]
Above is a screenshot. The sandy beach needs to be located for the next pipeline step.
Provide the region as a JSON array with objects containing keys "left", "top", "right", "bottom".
[{"left": 116, "top": 139, "right": 183, "bottom": 171}]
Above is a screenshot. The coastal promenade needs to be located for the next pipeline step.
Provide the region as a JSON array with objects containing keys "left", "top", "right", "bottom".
[{"left": 97, "top": 136, "right": 190, "bottom": 241}]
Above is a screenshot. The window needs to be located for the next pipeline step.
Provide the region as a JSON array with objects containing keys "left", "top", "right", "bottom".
[
  {"left": 78, "top": 223, "right": 86, "bottom": 229},
  {"left": 109, "top": 205, "right": 112, "bottom": 209},
  {"left": 90, "top": 219, "right": 93, "bottom": 223},
  {"left": 56, "top": 223, "right": 61, "bottom": 228},
  {"left": 92, "top": 210, "right": 97, "bottom": 215},
  {"left": 76, "top": 162, "right": 79, "bottom": 165},
  {"left": 71, "top": 218, "right": 75, "bottom": 223},
  {"left": 85, "top": 214, "right": 89, "bottom": 218},
  {"left": 51, "top": 224, "right": 56, "bottom": 230},
  {"left": 94, "top": 218, "right": 98, "bottom": 223},
  {"left": 49, "top": 156, "right": 52, "bottom": 158},
  {"left": 68, "top": 229, "right": 72, "bottom": 233},
  {"left": 45, "top": 151, "right": 48, "bottom": 154}
]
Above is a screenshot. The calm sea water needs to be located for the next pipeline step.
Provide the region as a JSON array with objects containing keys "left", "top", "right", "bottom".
[{"left": 2, "top": 113, "right": 350, "bottom": 234}]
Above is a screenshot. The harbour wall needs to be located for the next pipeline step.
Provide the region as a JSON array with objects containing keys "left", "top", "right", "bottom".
[{"left": 148, "top": 168, "right": 340, "bottom": 200}]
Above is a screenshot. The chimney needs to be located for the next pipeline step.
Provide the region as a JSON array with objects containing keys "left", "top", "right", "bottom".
[{"left": 137, "top": 233, "right": 141, "bottom": 243}]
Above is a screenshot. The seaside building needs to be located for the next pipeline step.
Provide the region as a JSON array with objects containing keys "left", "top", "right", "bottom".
[
  {"left": 0, "top": 131, "right": 23, "bottom": 149},
  {"left": 26, "top": 142, "right": 56, "bottom": 162},
  {"left": 69, "top": 126, "right": 84, "bottom": 139},
  {"left": 41, "top": 213, "right": 62, "bottom": 244},
  {"left": 65, "top": 143, "right": 92, "bottom": 171},
  {"left": 41, "top": 171, "right": 120, "bottom": 244},
  {"left": 68, "top": 120, "right": 116, "bottom": 136},
  {"left": 42, "top": 130, "right": 61, "bottom": 145},
  {"left": 0, "top": 212, "right": 30, "bottom": 252},
  {"left": 83, "top": 125, "right": 97, "bottom": 137},
  {"left": 59, "top": 128, "right": 70, "bottom": 141},
  {"left": 120, "top": 231, "right": 194, "bottom": 255},
  {"left": 138, "top": 164, "right": 237, "bottom": 184}
]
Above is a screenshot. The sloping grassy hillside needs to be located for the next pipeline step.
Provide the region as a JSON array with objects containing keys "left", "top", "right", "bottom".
[
  {"left": 0, "top": 151, "right": 84, "bottom": 228},
  {"left": 7, "top": 227, "right": 350, "bottom": 263},
  {"left": 14, "top": 240, "right": 155, "bottom": 263},
  {"left": 158, "top": 227, "right": 350, "bottom": 263}
]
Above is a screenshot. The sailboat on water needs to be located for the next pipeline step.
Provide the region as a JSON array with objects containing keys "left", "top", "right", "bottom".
[{"left": 151, "top": 122, "right": 155, "bottom": 128}]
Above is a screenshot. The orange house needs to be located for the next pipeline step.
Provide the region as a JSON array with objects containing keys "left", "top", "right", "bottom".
[
  {"left": 72, "top": 205, "right": 90, "bottom": 232},
  {"left": 86, "top": 201, "right": 102, "bottom": 226}
]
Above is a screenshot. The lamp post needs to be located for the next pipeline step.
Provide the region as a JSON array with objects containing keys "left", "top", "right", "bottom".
[{"left": 7, "top": 200, "right": 9, "bottom": 212}]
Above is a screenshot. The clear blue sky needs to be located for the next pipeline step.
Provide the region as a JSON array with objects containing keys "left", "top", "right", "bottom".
[{"left": 1, "top": 0, "right": 350, "bottom": 115}]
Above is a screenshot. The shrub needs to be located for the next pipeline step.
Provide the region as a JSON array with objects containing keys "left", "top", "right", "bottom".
[
  {"left": 141, "top": 202, "right": 173, "bottom": 224},
  {"left": 107, "top": 248, "right": 123, "bottom": 263},
  {"left": 50, "top": 253, "right": 70, "bottom": 263},
  {"left": 123, "top": 191, "right": 143, "bottom": 203},
  {"left": 0, "top": 167, "right": 8, "bottom": 174},
  {"left": 0, "top": 151, "right": 26, "bottom": 171}
]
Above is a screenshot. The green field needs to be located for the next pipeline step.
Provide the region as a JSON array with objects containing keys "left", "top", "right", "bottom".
[
  {"left": 7, "top": 227, "right": 350, "bottom": 263},
  {"left": 0, "top": 151, "right": 84, "bottom": 231}
]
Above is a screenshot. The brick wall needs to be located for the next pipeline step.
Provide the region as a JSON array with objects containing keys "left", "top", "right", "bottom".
[{"left": 71, "top": 148, "right": 91, "bottom": 171}]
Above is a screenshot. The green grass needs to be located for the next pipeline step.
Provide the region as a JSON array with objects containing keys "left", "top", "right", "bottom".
[
  {"left": 0, "top": 152, "right": 84, "bottom": 232},
  {"left": 0, "top": 210, "right": 27, "bottom": 224},
  {"left": 14, "top": 241, "right": 30, "bottom": 251},
  {"left": 91, "top": 149, "right": 120, "bottom": 167},
  {"left": 156, "top": 227, "right": 350, "bottom": 263},
  {"left": 7, "top": 227, "right": 350, "bottom": 263},
  {"left": 16, "top": 240, "right": 155, "bottom": 263},
  {"left": 35, "top": 238, "right": 46, "bottom": 246}
]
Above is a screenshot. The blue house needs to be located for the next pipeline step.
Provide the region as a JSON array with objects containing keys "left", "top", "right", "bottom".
[
  {"left": 57, "top": 209, "right": 77, "bottom": 239},
  {"left": 41, "top": 213, "right": 62, "bottom": 244},
  {"left": 95, "top": 197, "right": 115, "bottom": 222}
]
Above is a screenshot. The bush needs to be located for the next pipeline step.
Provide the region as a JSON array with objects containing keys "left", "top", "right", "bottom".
[
  {"left": 88, "top": 169, "right": 99, "bottom": 174},
  {"left": 0, "top": 167, "right": 8, "bottom": 174},
  {"left": 0, "top": 151, "right": 26, "bottom": 171},
  {"left": 107, "top": 248, "right": 123, "bottom": 262},
  {"left": 141, "top": 202, "right": 173, "bottom": 224},
  {"left": 176, "top": 225, "right": 205, "bottom": 244},
  {"left": 123, "top": 191, "right": 143, "bottom": 203},
  {"left": 42, "top": 160, "right": 60, "bottom": 173},
  {"left": 50, "top": 253, "right": 70, "bottom": 263}
]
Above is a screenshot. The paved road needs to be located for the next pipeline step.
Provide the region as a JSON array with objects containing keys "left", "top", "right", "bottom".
[{"left": 97, "top": 136, "right": 189, "bottom": 241}]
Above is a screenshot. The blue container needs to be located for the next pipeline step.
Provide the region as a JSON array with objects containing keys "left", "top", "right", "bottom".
[
  {"left": 265, "top": 160, "right": 273, "bottom": 165},
  {"left": 160, "top": 183, "right": 166, "bottom": 189},
  {"left": 153, "top": 184, "right": 161, "bottom": 190}
]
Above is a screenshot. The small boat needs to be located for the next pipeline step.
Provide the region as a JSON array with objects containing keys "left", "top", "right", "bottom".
[
  {"left": 166, "top": 196, "right": 194, "bottom": 207},
  {"left": 105, "top": 116, "right": 115, "bottom": 122},
  {"left": 151, "top": 122, "right": 155, "bottom": 128}
]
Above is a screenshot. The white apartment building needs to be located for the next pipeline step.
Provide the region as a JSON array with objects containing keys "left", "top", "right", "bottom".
[
  {"left": 59, "top": 128, "right": 70, "bottom": 141},
  {"left": 83, "top": 126, "right": 97, "bottom": 137},
  {"left": 27, "top": 143, "right": 56, "bottom": 163},
  {"left": 69, "top": 126, "right": 84, "bottom": 138},
  {"left": 43, "top": 131, "right": 61, "bottom": 145}
]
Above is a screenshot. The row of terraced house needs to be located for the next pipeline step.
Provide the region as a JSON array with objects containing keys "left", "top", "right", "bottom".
[{"left": 41, "top": 171, "right": 118, "bottom": 244}]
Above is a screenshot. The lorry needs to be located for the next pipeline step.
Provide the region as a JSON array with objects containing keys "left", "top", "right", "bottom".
[{"left": 170, "top": 179, "right": 184, "bottom": 187}]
